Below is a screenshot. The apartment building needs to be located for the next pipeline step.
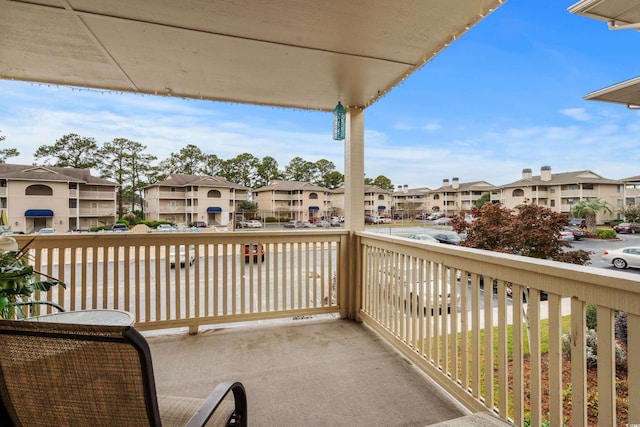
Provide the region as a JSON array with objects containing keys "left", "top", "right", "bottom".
[
  {"left": 0, "top": 164, "right": 117, "bottom": 233},
  {"left": 621, "top": 175, "right": 640, "bottom": 207},
  {"left": 144, "top": 174, "right": 249, "bottom": 226},
  {"left": 391, "top": 185, "right": 431, "bottom": 219},
  {"left": 492, "top": 166, "right": 622, "bottom": 222},
  {"left": 332, "top": 184, "right": 393, "bottom": 219},
  {"left": 252, "top": 180, "right": 334, "bottom": 221},
  {"left": 426, "top": 178, "right": 494, "bottom": 217}
]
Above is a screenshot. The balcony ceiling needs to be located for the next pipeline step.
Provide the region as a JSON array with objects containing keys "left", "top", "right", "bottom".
[
  {"left": 569, "top": 0, "right": 640, "bottom": 107},
  {"left": 0, "top": 0, "right": 504, "bottom": 112}
]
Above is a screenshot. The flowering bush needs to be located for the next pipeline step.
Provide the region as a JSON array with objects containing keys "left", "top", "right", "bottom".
[{"left": 0, "top": 234, "right": 66, "bottom": 319}]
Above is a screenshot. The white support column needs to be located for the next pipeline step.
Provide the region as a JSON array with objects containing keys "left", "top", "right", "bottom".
[
  {"left": 342, "top": 107, "right": 364, "bottom": 320},
  {"left": 344, "top": 108, "right": 364, "bottom": 232}
]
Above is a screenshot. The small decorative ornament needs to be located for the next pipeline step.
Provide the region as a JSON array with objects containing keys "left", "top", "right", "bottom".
[{"left": 333, "top": 101, "right": 346, "bottom": 140}]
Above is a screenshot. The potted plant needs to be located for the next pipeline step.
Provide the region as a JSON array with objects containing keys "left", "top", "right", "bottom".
[{"left": 0, "top": 234, "right": 66, "bottom": 319}]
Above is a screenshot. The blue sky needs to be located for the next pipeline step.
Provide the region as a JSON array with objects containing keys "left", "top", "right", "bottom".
[{"left": 1, "top": 1, "right": 640, "bottom": 189}]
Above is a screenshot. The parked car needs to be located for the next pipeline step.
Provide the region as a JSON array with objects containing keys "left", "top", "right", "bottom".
[
  {"left": 156, "top": 224, "right": 174, "bottom": 232},
  {"left": 235, "top": 221, "right": 250, "bottom": 229},
  {"left": 405, "top": 233, "right": 440, "bottom": 243},
  {"left": 379, "top": 217, "right": 392, "bottom": 224},
  {"left": 380, "top": 266, "right": 457, "bottom": 315},
  {"left": 315, "top": 220, "right": 331, "bottom": 227},
  {"left": 613, "top": 222, "right": 640, "bottom": 234},
  {"left": 111, "top": 223, "right": 129, "bottom": 232},
  {"left": 430, "top": 231, "right": 460, "bottom": 245},
  {"left": 427, "top": 212, "right": 445, "bottom": 220},
  {"left": 569, "top": 218, "right": 587, "bottom": 228},
  {"left": 602, "top": 246, "right": 640, "bottom": 269},
  {"left": 244, "top": 243, "right": 265, "bottom": 262},
  {"left": 365, "top": 214, "right": 380, "bottom": 224},
  {"left": 434, "top": 217, "right": 452, "bottom": 225},
  {"left": 283, "top": 220, "right": 302, "bottom": 229},
  {"left": 169, "top": 245, "right": 195, "bottom": 268},
  {"left": 564, "top": 226, "right": 586, "bottom": 241},
  {"left": 38, "top": 227, "right": 56, "bottom": 234},
  {"left": 189, "top": 221, "right": 207, "bottom": 228},
  {"left": 247, "top": 220, "right": 262, "bottom": 228},
  {"left": 558, "top": 228, "right": 575, "bottom": 241},
  {"left": 300, "top": 221, "right": 316, "bottom": 228}
]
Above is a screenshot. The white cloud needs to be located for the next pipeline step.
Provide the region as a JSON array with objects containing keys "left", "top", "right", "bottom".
[{"left": 560, "top": 108, "right": 591, "bottom": 121}]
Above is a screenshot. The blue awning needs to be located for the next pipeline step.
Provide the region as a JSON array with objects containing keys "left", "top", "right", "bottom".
[
  {"left": 207, "top": 207, "right": 222, "bottom": 213},
  {"left": 377, "top": 206, "right": 386, "bottom": 210},
  {"left": 308, "top": 206, "right": 320, "bottom": 211},
  {"left": 25, "top": 209, "right": 54, "bottom": 217}
]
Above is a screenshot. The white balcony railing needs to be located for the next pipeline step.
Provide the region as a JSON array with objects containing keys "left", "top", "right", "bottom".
[
  {"left": 16, "top": 231, "right": 346, "bottom": 333},
  {"left": 357, "top": 232, "right": 639, "bottom": 426}
]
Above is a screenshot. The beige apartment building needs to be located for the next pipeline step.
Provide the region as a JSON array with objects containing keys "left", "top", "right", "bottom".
[
  {"left": 252, "top": 180, "right": 334, "bottom": 221},
  {"left": 391, "top": 185, "right": 431, "bottom": 219},
  {"left": 622, "top": 175, "right": 640, "bottom": 207},
  {"left": 144, "top": 174, "right": 249, "bottom": 226},
  {"left": 0, "top": 164, "right": 117, "bottom": 233},
  {"left": 333, "top": 184, "right": 393, "bottom": 219},
  {"left": 491, "top": 166, "right": 622, "bottom": 222},
  {"left": 426, "top": 178, "right": 494, "bottom": 217}
]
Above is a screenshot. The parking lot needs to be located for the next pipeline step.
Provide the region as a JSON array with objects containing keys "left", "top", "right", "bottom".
[{"left": 368, "top": 224, "right": 640, "bottom": 276}]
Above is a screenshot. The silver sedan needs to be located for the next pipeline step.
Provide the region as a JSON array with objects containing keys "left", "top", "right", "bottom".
[{"left": 601, "top": 246, "right": 640, "bottom": 269}]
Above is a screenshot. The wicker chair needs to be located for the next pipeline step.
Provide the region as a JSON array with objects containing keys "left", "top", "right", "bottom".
[{"left": 0, "top": 320, "right": 247, "bottom": 427}]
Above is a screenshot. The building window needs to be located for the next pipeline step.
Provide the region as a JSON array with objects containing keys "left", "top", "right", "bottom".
[
  {"left": 208, "top": 189, "right": 222, "bottom": 198},
  {"left": 433, "top": 195, "right": 440, "bottom": 200},
  {"left": 550, "top": 187, "right": 556, "bottom": 193},
  {"left": 309, "top": 192, "right": 318, "bottom": 200},
  {"left": 25, "top": 184, "right": 53, "bottom": 196},
  {"left": 69, "top": 200, "right": 77, "bottom": 208},
  {"left": 550, "top": 200, "right": 555, "bottom": 207},
  {"left": 0, "top": 180, "right": 6, "bottom": 187},
  {"left": 583, "top": 184, "right": 594, "bottom": 190},
  {"left": 69, "top": 183, "right": 77, "bottom": 189},
  {"left": 378, "top": 195, "right": 385, "bottom": 200},
  {"left": 512, "top": 189, "right": 524, "bottom": 197}
]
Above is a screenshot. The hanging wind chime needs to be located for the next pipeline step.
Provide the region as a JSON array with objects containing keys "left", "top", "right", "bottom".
[{"left": 333, "top": 101, "right": 346, "bottom": 141}]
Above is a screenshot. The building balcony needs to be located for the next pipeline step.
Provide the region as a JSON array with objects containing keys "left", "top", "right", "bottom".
[
  {"left": 15, "top": 231, "right": 639, "bottom": 426},
  {"left": 158, "top": 206, "right": 187, "bottom": 213},
  {"left": 77, "top": 190, "right": 116, "bottom": 200},
  {"left": 77, "top": 208, "right": 115, "bottom": 217}
]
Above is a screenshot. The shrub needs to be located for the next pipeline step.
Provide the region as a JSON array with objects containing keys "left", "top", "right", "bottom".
[
  {"left": 615, "top": 311, "right": 628, "bottom": 346},
  {"left": 115, "top": 219, "right": 130, "bottom": 227},
  {"left": 596, "top": 228, "right": 617, "bottom": 239},
  {"left": 122, "top": 213, "right": 138, "bottom": 225},
  {"left": 265, "top": 217, "right": 278, "bottom": 223},
  {"left": 562, "top": 329, "right": 627, "bottom": 371},
  {"left": 586, "top": 303, "right": 597, "bottom": 330}
]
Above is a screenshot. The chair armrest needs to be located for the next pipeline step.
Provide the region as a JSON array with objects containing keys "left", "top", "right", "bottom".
[
  {"left": 11, "top": 301, "right": 65, "bottom": 319},
  {"left": 185, "top": 381, "right": 247, "bottom": 427}
]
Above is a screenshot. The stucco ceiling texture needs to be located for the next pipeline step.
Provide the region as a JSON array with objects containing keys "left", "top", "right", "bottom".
[{"left": 0, "top": 0, "right": 504, "bottom": 111}]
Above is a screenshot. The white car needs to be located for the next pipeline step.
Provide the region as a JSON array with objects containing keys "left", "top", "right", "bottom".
[
  {"left": 434, "top": 217, "right": 451, "bottom": 225},
  {"left": 156, "top": 224, "right": 174, "bottom": 232},
  {"left": 169, "top": 245, "right": 195, "bottom": 268},
  {"left": 602, "top": 247, "right": 640, "bottom": 269},
  {"left": 405, "top": 233, "right": 440, "bottom": 243},
  {"left": 247, "top": 220, "right": 262, "bottom": 228},
  {"left": 38, "top": 227, "right": 56, "bottom": 234}
]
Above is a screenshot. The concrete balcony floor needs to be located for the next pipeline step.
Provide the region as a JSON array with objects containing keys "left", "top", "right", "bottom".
[{"left": 146, "top": 317, "right": 467, "bottom": 427}]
